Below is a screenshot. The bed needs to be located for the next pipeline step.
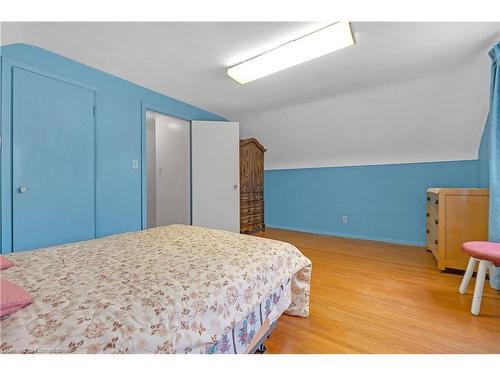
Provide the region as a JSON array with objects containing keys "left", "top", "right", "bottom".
[{"left": 0, "top": 224, "right": 311, "bottom": 354}]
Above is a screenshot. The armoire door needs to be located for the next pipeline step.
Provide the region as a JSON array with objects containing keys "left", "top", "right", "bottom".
[
  {"left": 191, "top": 121, "right": 239, "bottom": 232},
  {"left": 12, "top": 67, "right": 96, "bottom": 251}
]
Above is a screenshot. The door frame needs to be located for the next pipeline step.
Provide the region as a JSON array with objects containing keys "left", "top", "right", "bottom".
[
  {"left": 140, "top": 102, "right": 194, "bottom": 230},
  {"left": 0, "top": 58, "right": 98, "bottom": 253}
]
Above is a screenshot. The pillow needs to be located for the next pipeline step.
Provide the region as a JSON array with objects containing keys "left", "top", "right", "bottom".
[
  {"left": 0, "top": 278, "right": 32, "bottom": 317},
  {"left": 0, "top": 255, "right": 14, "bottom": 270}
]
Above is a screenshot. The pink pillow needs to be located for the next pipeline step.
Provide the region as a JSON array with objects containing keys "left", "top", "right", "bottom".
[
  {"left": 1, "top": 278, "right": 32, "bottom": 317},
  {"left": 0, "top": 255, "right": 14, "bottom": 270}
]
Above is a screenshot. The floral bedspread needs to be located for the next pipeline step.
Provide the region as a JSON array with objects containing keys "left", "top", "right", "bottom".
[
  {"left": 0, "top": 225, "right": 312, "bottom": 354},
  {"left": 209, "top": 279, "right": 291, "bottom": 354}
]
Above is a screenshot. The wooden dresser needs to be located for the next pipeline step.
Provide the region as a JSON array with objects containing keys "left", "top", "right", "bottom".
[
  {"left": 426, "top": 188, "right": 489, "bottom": 271},
  {"left": 240, "top": 138, "right": 266, "bottom": 233}
]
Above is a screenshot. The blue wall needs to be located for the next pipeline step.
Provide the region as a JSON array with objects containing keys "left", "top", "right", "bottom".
[
  {"left": 265, "top": 160, "right": 480, "bottom": 246},
  {"left": 0, "top": 44, "right": 224, "bottom": 252},
  {"left": 0, "top": 44, "right": 487, "bottom": 251}
]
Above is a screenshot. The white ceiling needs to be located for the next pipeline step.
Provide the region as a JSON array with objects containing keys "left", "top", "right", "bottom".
[{"left": 2, "top": 22, "right": 500, "bottom": 168}]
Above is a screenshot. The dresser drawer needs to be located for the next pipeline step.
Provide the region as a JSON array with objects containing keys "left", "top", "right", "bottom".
[
  {"left": 426, "top": 222, "right": 439, "bottom": 254},
  {"left": 427, "top": 192, "right": 440, "bottom": 210},
  {"left": 246, "top": 213, "right": 263, "bottom": 223},
  {"left": 426, "top": 205, "right": 439, "bottom": 253},
  {"left": 241, "top": 200, "right": 263, "bottom": 208},
  {"left": 241, "top": 202, "right": 263, "bottom": 215},
  {"left": 240, "top": 214, "right": 264, "bottom": 228},
  {"left": 240, "top": 196, "right": 264, "bottom": 232},
  {"left": 241, "top": 192, "right": 263, "bottom": 202},
  {"left": 426, "top": 205, "right": 439, "bottom": 227}
]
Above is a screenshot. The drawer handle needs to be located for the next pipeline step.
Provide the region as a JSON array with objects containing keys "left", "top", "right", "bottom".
[
  {"left": 434, "top": 240, "right": 438, "bottom": 245},
  {"left": 434, "top": 219, "right": 438, "bottom": 225},
  {"left": 426, "top": 229, "right": 430, "bottom": 234}
]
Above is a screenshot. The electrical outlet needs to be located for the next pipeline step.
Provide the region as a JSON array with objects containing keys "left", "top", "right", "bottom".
[
  {"left": 341, "top": 215, "right": 348, "bottom": 224},
  {"left": 132, "top": 159, "right": 139, "bottom": 169}
]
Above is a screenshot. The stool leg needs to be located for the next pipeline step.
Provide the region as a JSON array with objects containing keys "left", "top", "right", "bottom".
[
  {"left": 459, "top": 257, "right": 477, "bottom": 294},
  {"left": 471, "top": 260, "right": 488, "bottom": 316}
]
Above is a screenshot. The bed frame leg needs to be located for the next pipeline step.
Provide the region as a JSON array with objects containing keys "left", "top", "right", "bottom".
[
  {"left": 251, "top": 321, "right": 275, "bottom": 354},
  {"left": 254, "top": 342, "right": 267, "bottom": 353}
]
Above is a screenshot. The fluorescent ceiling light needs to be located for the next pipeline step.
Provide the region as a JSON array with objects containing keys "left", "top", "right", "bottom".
[{"left": 227, "top": 22, "right": 354, "bottom": 85}]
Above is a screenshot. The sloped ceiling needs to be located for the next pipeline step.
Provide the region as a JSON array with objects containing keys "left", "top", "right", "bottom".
[{"left": 2, "top": 22, "right": 500, "bottom": 168}]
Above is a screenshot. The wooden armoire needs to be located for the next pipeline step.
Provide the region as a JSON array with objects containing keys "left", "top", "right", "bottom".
[{"left": 240, "top": 138, "right": 266, "bottom": 233}]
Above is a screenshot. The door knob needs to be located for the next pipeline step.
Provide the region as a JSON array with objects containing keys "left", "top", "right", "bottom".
[{"left": 19, "top": 185, "right": 29, "bottom": 193}]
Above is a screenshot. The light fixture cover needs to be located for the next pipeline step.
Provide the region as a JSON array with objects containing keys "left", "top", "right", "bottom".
[{"left": 227, "top": 22, "right": 354, "bottom": 84}]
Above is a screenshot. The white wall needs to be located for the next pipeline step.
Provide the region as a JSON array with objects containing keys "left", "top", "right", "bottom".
[
  {"left": 154, "top": 114, "right": 191, "bottom": 226},
  {"left": 3, "top": 22, "right": 497, "bottom": 172},
  {"left": 240, "top": 57, "right": 491, "bottom": 170}
]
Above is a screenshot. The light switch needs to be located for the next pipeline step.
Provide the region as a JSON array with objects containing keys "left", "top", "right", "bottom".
[{"left": 132, "top": 159, "right": 139, "bottom": 169}]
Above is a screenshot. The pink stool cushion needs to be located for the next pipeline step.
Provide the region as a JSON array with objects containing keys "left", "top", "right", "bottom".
[
  {"left": 461, "top": 241, "right": 500, "bottom": 266},
  {"left": 0, "top": 255, "right": 14, "bottom": 270}
]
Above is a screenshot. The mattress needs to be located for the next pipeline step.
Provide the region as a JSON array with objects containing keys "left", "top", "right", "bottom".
[{"left": 0, "top": 224, "right": 311, "bottom": 354}]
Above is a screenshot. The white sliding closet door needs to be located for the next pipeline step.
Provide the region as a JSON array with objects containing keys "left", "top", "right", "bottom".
[{"left": 191, "top": 121, "right": 240, "bottom": 232}]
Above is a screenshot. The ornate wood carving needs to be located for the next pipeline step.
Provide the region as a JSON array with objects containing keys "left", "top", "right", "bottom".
[{"left": 240, "top": 138, "right": 266, "bottom": 233}]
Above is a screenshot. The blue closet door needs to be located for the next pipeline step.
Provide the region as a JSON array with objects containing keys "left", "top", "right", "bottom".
[{"left": 12, "top": 67, "right": 96, "bottom": 251}]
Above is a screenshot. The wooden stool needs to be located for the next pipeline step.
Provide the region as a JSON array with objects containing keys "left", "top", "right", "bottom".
[{"left": 459, "top": 241, "right": 500, "bottom": 316}]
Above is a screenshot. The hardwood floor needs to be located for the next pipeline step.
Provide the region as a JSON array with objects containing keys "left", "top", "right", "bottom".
[{"left": 254, "top": 228, "right": 500, "bottom": 353}]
